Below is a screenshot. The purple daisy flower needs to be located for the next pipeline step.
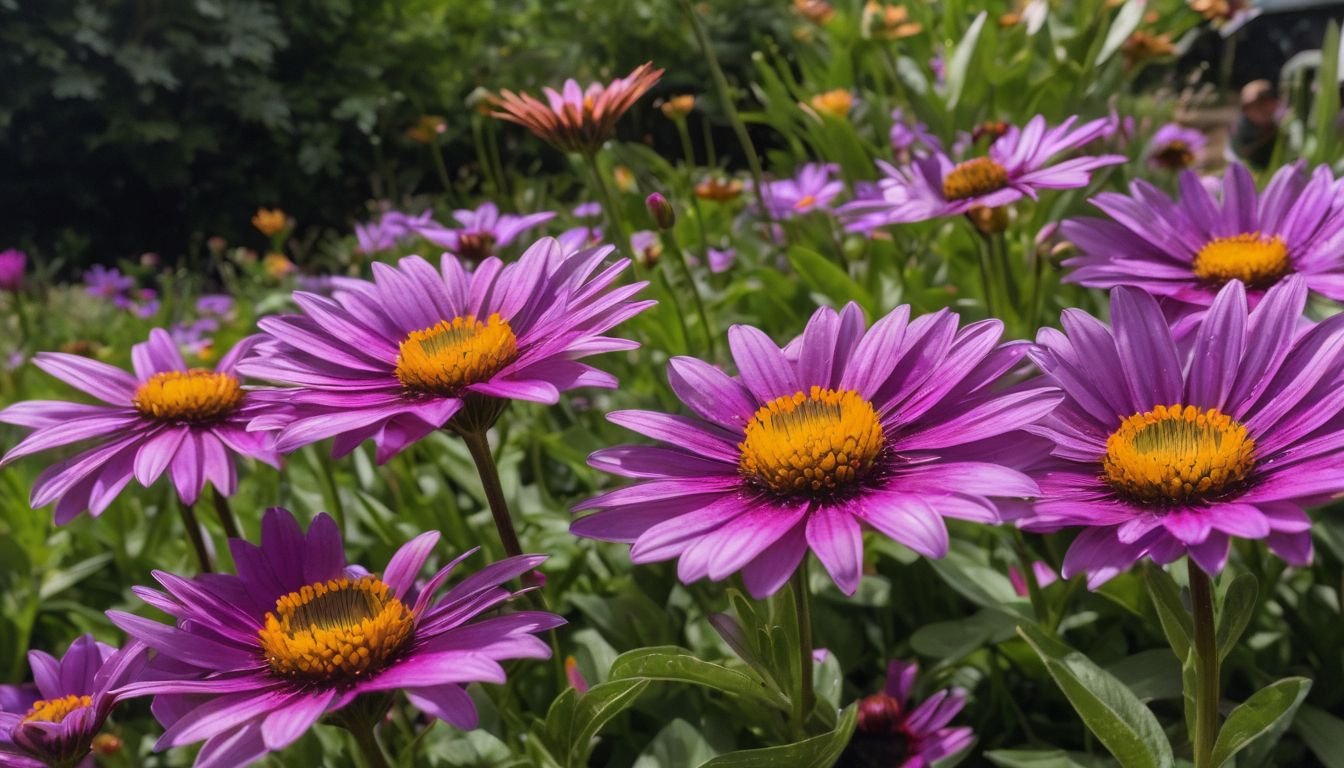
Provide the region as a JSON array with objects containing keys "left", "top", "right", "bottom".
[
  {"left": 755, "top": 163, "right": 845, "bottom": 220},
  {"left": 0, "top": 331, "right": 279, "bottom": 523},
  {"left": 1147, "top": 123, "right": 1207, "bottom": 170},
  {"left": 0, "top": 635, "right": 147, "bottom": 768},
  {"left": 411, "top": 203, "right": 556, "bottom": 262},
  {"left": 841, "top": 115, "right": 1123, "bottom": 229},
  {"left": 846, "top": 659, "right": 974, "bottom": 768},
  {"left": 0, "top": 249, "right": 26, "bottom": 293},
  {"left": 1023, "top": 276, "right": 1344, "bottom": 586},
  {"left": 572, "top": 302, "right": 1060, "bottom": 597},
  {"left": 888, "top": 108, "right": 942, "bottom": 156},
  {"left": 355, "top": 210, "right": 434, "bottom": 255},
  {"left": 1061, "top": 163, "right": 1344, "bottom": 319},
  {"left": 108, "top": 508, "right": 561, "bottom": 768},
  {"left": 240, "top": 238, "right": 651, "bottom": 462},
  {"left": 82, "top": 266, "right": 134, "bottom": 302},
  {"left": 195, "top": 295, "right": 236, "bottom": 319}
]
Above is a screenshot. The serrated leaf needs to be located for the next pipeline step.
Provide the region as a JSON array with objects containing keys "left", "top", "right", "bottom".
[
  {"left": 609, "top": 646, "right": 788, "bottom": 710},
  {"left": 1215, "top": 572, "right": 1257, "bottom": 662},
  {"left": 1018, "top": 625, "right": 1174, "bottom": 768},
  {"left": 697, "top": 704, "right": 856, "bottom": 768},
  {"left": 1210, "top": 677, "right": 1311, "bottom": 768}
]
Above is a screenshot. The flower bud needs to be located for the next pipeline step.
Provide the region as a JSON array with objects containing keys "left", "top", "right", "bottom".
[
  {"left": 856, "top": 693, "right": 904, "bottom": 735},
  {"left": 646, "top": 193, "right": 676, "bottom": 230}
]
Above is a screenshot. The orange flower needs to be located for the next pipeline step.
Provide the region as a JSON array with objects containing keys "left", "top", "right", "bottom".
[
  {"left": 863, "top": 2, "right": 923, "bottom": 39},
  {"left": 793, "top": 0, "right": 835, "bottom": 25},
  {"left": 614, "top": 165, "right": 636, "bottom": 193},
  {"left": 488, "top": 62, "right": 663, "bottom": 153},
  {"left": 695, "top": 177, "right": 744, "bottom": 202},
  {"left": 808, "top": 89, "right": 854, "bottom": 119},
  {"left": 263, "top": 252, "right": 295, "bottom": 279},
  {"left": 252, "top": 208, "right": 288, "bottom": 237},
  {"left": 1122, "top": 30, "right": 1175, "bottom": 69},
  {"left": 405, "top": 115, "right": 447, "bottom": 144},
  {"left": 660, "top": 94, "right": 696, "bottom": 120}
]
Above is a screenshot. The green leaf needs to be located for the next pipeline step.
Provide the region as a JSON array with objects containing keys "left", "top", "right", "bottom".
[
  {"left": 632, "top": 719, "right": 719, "bottom": 768},
  {"left": 945, "top": 12, "right": 987, "bottom": 110},
  {"left": 1143, "top": 564, "right": 1192, "bottom": 662},
  {"left": 609, "top": 646, "right": 789, "bottom": 710},
  {"left": 985, "top": 748, "right": 1115, "bottom": 768},
  {"left": 1105, "top": 650, "right": 1183, "bottom": 703},
  {"left": 787, "top": 246, "right": 876, "bottom": 315},
  {"left": 1295, "top": 705, "right": 1344, "bottom": 768},
  {"left": 1018, "top": 625, "right": 1174, "bottom": 768},
  {"left": 1210, "top": 677, "right": 1311, "bottom": 768},
  {"left": 1312, "top": 22, "right": 1341, "bottom": 163},
  {"left": 567, "top": 679, "right": 651, "bottom": 767},
  {"left": 698, "top": 704, "right": 857, "bottom": 768},
  {"left": 1096, "top": 0, "right": 1144, "bottom": 66},
  {"left": 1214, "top": 573, "right": 1257, "bottom": 662}
]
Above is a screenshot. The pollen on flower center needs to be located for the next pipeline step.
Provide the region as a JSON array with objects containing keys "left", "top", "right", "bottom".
[
  {"left": 1192, "top": 233, "right": 1290, "bottom": 288},
  {"left": 739, "top": 386, "right": 885, "bottom": 497},
  {"left": 456, "top": 231, "right": 497, "bottom": 261},
  {"left": 132, "top": 370, "right": 243, "bottom": 423},
  {"left": 1103, "top": 404, "right": 1255, "bottom": 505},
  {"left": 259, "top": 575, "right": 414, "bottom": 682},
  {"left": 394, "top": 313, "right": 518, "bottom": 396},
  {"left": 22, "top": 694, "right": 93, "bottom": 724},
  {"left": 794, "top": 194, "right": 818, "bottom": 210},
  {"left": 942, "top": 157, "right": 1010, "bottom": 201}
]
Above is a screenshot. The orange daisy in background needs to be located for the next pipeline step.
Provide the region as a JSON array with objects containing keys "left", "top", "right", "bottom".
[{"left": 488, "top": 62, "right": 663, "bottom": 154}]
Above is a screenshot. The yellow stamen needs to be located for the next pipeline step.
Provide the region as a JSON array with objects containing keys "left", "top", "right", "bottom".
[
  {"left": 259, "top": 575, "right": 413, "bottom": 682},
  {"left": 739, "top": 386, "right": 885, "bottom": 497},
  {"left": 1192, "top": 233, "right": 1290, "bottom": 288},
  {"left": 942, "top": 157, "right": 1010, "bottom": 201},
  {"left": 794, "top": 195, "right": 818, "bottom": 210},
  {"left": 394, "top": 314, "right": 518, "bottom": 396},
  {"left": 1103, "top": 404, "right": 1255, "bottom": 505},
  {"left": 22, "top": 694, "right": 92, "bottom": 724},
  {"left": 133, "top": 370, "right": 243, "bottom": 423}
]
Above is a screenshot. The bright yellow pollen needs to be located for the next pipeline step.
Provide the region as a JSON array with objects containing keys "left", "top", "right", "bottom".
[
  {"left": 1103, "top": 404, "right": 1255, "bottom": 505},
  {"left": 1192, "top": 233, "right": 1290, "bottom": 288},
  {"left": 394, "top": 314, "right": 518, "bottom": 396},
  {"left": 133, "top": 370, "right": 243, "bottom": 423},
  {"left": 22, "top": 694, "right": 92, "bottom": 724},
  {"left": 942, "top": 157, "right": 1010, "bottom": 201},
  {"left": 739, "top": 387, "right": 885, "bottom": 497},
  {"left": 259, "top": 576, "right": 413, "bottom": 683}
]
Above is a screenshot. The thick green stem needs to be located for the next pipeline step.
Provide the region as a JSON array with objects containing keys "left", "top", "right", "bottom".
[
  {"left": 1012, "top": 529, "right": 1048, "bottom": 626},
  {"left": 791, "top": 561, "right": 815, "bottom": 737},
  {"left": 428, "top": 141, "right": 457, "bottom": 205},
  {"left": 658, "top": 228, "right": 716, "bottom": 357},
  {"left": 459, "top": 428, "right": 524, "bottom": 560},
  {"left": 345, "top": 714, "right": 392, "bottom": 768},
  {"left": 177, "top": 501, "right": 212, "bottom": 573},
  {"left": 1189, "top": 560, "right": 1220, "bottom": 768},
  {"left": 583, "top": 151, "right": 636, "bottom": 268},
  {"left": 210, "top": 486, "right": 241, "bottom": 541}
]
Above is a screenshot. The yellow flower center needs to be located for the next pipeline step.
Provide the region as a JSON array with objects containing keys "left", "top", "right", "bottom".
[
  {"left": 1192, "top": 233, "right": 1290, "bottom": 288},
  {"left": 259, "top": 575, "right": 414, "bottom": 683},
  {"left": 1152, "top": 140, "right": 1194, "bottom": 170},
  {"left": 739, "top": 387, "right": 885, "bottom": 497},
  {"left": 394, "top": 314, "right": 518, "bottom": 396},
  {"left": 942, "top": 157, "right": 1010, "bottom": 201},
  {"left": 1103, "top": 404, "right": 1255, "bottom": 505},
  {"left": 22, "top": 694, "right": 93, "bottom": 724},
  {"left": 794, "top": 194, "right": 818, "bottom": 210},
  {"left": 133, "top": 370, "right": 243, "bottom": 423}
]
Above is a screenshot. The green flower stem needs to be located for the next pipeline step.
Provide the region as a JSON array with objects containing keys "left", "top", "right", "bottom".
[
  {"left": 1011, "top": 529, "right": 1048, "bottom": 626},
  {"left": 1189, "top": 560, "right": 1220, "bottom": 768},
  {"left": 459, "top": 427, "right": 524, "bottom": 561},
  {"left": 583, "top": 151, "right": 636, "bottom": 268},
  {"left": 428, "top": 140, "right": 457, "bottom": 205},
  {"left": 657, "top": 227, "right": 716, "bottom": 357},
  {"left": 791, "top": 560, "right": 815, "bottom": 738},
  {"left": 343, "top": 713, "right": 392, "bottom": 768},
  {"left": 210, "top": 485, "right": 241, "bottom": 541},
  {"left": 177, "top": 500, "right": 212, "bottom": 573}
]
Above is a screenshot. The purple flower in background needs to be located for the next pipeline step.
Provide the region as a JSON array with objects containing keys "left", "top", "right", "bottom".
[
  {"left": 0, "top": 250, "right": 26, "bottom": 292},
  {"left": 412, "top": 203, "right": 556, "bottom": 262},
  {"left": 889, "top": 108, "right": 942, "bottom": 155},
  {"left": 846, "top": 659, "right": 974, "bottom": 768},
  {"left": 131, "top": 289, "right": 160, "bottom": 319},
  {"left": 109, "top": 508, "right": 562, "bottom": 768},
  {"left": 355, "top": 210, "right": 434, "bottom": 255},
  {"left": 83, "top": 266, "right": 134, "bottom": 302},
  {"left": 1147, "top": 123, "right": 1207, "bottom": 170},
  {"left": 195, "top": 295, "right": 235, "bottom": 319},
  {"left": 558, "top": 226, "right": 603, "bottom": 255},
  {"left": 241, "top": 239, "right": 651, "bottom": 463},
  {"left": 0, "top": 635, "right": 146, "bottom": 768},
  {"left": 573, "top": 302, "right": 1059, "bottom": 597},
  {"left": 1062, "top": 163, "right": 1344, "bottom": 318},
  {"left": 1009, "top": 561, "right": 1059, "bottom": 597},
  {"left": 930, "top": 54, "right": 946, "bottom": 84},
  {"left": 170, "top": 319, "right": 220, "bottom": 358},
  {"left": 1023, "top": 277, "right": 1344, "bottom": 585},
  {"left": 755, "top": 163, "right": 845, "bottom": 220},
  {"left": 572, "top": 201, "right": 603, "bottom": 219},
  {"left": 0, "top": 331, "right": 279, "bottom": 522},
  {"left": 707, "top": 247, "right": 737, "bottom": 274},
  {"left": 842, "top": 115, "right": 1124, "bottom": 230}
]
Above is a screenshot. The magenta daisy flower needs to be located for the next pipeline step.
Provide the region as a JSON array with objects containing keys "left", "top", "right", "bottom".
[
  {"left": 1023, "top": 276, "right": 1344, "bottom": 586},
  {"left": 1061, "top": 163, "right": 1344, "bottom": 316},
  {"left": 410, "top": 203, "right": 556, "bottom": 262},
  {"left": 0, "top": 332, "right": 279, "bottom": 523},
  {"left": 845, "top": 659, "right": 974, "bottom": 768},
  {"left": 108, "top": 508, "right": 562, "bottom": 768},
  {"left": 841, "top": 115, "right": 1123, "bottom": 229},
  {"left": 1146, "top": 123, "right": 1207, "bottom": 170},
  {"left": 0, "top": 249, "right": 25, "bottom": 293},
  {"left": 755, "top": 163, "right": 845, "bottom": 220},
  {"left": 572, "top": 302, "right": 1060, "bottom": 597},
  {"left": 240, "top": 238, "right": 651, "bottom": 462},
  {"left": 0, "top": 635, "right": 147, "bottom": 768},
  {"left": 489, "top": 62, "right": 664, "bottom": 154}
]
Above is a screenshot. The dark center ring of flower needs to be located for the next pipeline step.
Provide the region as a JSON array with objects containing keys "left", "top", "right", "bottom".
[
  {"left": 394, "top": 313, "right": 518, "bottom": 397},
  {"left": 1192, "top": 233, "right": 1290, "bottom": 289},
  {"left": 132, "top": 370, "right": 243, "bottom": 423},
  {"left": 1103, "top": 404, "right": 1255, "bottom": 506},
  {"left": 942, "top": 157, "right": 1010, "bottom": 201},
  {"left": 22, "top": 694, "right": 93, "bottom": 724},
  {"left": 259, "top": 575, "right": 414, "bottom": 683},
  {"left": 739, "top": 386, "right": 885, "bottom": 498}
]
